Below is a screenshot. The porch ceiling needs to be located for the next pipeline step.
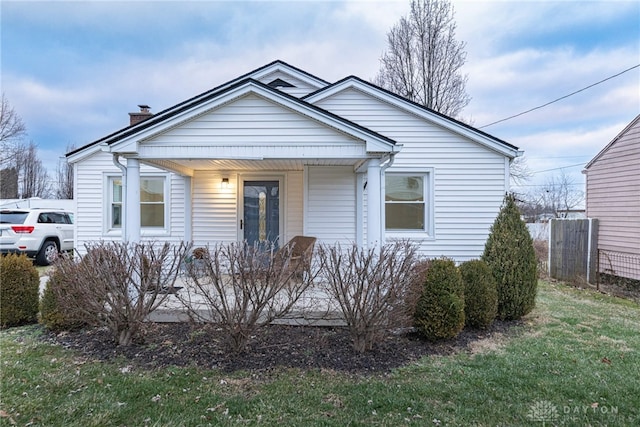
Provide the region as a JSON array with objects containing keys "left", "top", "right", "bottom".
[{"left": 146, "top": 158, "right": 363, "bottom": 174}]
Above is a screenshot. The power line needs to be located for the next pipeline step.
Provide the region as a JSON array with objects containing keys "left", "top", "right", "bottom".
[
  {"left": 531, "top": 163, "right": 586, "bottom": 174},
  {"left": 514, "top": 183, "right": 584, "bottom": 188},
  {"left": 479, "top": 64, "right": 640, "bottom": 129},
  {"left": 526, "top": 155, "right": 591, "bottom": 160}
]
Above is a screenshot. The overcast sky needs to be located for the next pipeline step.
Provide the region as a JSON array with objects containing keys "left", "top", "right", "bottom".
[{"left": 2, "top": 0, "right": 639, "bottom": 199}]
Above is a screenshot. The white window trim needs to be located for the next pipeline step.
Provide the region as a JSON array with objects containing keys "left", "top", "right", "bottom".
[
  {"left": 384, "top": 169, "right": 434, "bottom": 239},
  {"left": 104, "top": 174, "right": 122, "bottom": 236},
  {"left": 103, "top": 172, "right": 171, "bottom": 237}
]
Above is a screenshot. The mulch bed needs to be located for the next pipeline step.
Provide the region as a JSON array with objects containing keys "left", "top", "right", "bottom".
[{"left": 43, "top": 320, "right": 520, "bottom": 375}]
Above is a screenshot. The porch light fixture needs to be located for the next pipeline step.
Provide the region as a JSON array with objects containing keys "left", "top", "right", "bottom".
[{"left": 221, "top": 177, "right": 230, "bottom": 189}]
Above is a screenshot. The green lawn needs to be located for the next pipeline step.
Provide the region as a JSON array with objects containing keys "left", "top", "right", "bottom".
[{"left": 1, "top": 280, "right": 639, "bottom": 426}]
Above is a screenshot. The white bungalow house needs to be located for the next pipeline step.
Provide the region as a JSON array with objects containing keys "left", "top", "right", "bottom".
[{"left": 67, "top": 60, "right": 521, "bottom": 262}]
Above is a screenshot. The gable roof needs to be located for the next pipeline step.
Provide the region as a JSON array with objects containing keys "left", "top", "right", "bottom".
[
  {"left": 68, "top": 76, "right": 398, "bottom": 162},
  {"left": 304, "top": 75, "right": 520, "bottom": 158},
  {"left": 68, "top": 60, "right": 332, "bottom": 159},
  {"left": 584, "top": 114, "right": 640, "bottom": 170},
  {"left": 247, "top": 60, "right": 330, "bottom": 90},
  {"left": 68, "top": 60, "right": 518, "bottom": 161}
]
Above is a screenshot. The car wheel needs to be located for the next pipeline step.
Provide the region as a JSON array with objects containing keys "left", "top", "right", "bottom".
[{"left": 36, "top": 241, "right": 59, "bottom": 266}]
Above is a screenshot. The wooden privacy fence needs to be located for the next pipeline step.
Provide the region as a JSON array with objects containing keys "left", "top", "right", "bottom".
[{"left": 549, "top": 219, "right": 598, "bottom": 283}]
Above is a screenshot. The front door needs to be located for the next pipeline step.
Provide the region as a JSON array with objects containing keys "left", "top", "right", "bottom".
[{"left": 242, "top": 180, "right": 280, "bottom": 248}]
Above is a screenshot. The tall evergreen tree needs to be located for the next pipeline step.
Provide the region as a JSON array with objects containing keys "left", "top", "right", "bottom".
[{"left": 482, "top": 193, "right": 538, "bottom": 320}]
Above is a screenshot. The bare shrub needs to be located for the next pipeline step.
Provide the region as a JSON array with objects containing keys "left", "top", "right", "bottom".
[
  {"left": 316, "top": 241, "right": 420, "bottom": 353},
  {"left": 533, "top": 239, "right": 549, "bottom": 278},
  {"left": 177, "top": 241, "right": 322, "bottom": 353},
  {"left": 51, "top": 241, "right": 189, "bottom": 346}
]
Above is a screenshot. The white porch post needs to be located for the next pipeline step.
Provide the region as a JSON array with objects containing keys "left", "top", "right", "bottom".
[
  {"left": 125, "top": 158, "right": 141, "bottom": 242},
  {"left": 355, "top": 173, "right": 364, "bottom": 247},
  {"left": 183, "top": 175, "right": 192, "bottom": 242},
  {"left": 367, "top": 158, "right": 382, "bottom": 248}
]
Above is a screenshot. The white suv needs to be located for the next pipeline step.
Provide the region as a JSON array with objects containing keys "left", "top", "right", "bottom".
[{"left": 0, "top": 208, "right": 74, "bottom": 266}]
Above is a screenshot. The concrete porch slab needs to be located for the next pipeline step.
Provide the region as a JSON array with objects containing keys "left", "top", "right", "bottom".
[{"left": 147, "top": 277, "right": 346, "bottom": 326}]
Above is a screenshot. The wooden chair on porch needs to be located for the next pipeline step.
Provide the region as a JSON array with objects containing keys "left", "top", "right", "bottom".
[{"left": 275, "top": 235, "right": 317, "bottom": 280}]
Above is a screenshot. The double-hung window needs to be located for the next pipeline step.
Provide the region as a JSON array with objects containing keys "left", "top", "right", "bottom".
[
  {"left": 140, "top": 177, "right": 165, "bottom": 227},
  {"left": 385, "top": 173, "right": 430, "bottom": 232},
  {"left": 108, "top": 176, "right": 166, "bottom": 230},
  {"left": 111, "top": 178, "right": 123, "bottom": 228}
]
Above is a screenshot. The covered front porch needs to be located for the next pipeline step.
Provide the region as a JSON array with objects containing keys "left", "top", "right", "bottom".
[{"left": 108, "top": 151, "right": 399, "bottom": 251}]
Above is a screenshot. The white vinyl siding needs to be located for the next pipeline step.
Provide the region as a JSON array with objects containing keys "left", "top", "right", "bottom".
[
  {"left": 585, "top": 117, "right": 640, "bottom": 256},
  {"left": 285, "top": 171, "right": 304, "bottom": 240},
  {"left": 314, "top": 88, "right": 508, "bottom": 261},
  {"left": 305, "top": 166, "right": 356, "bottom": 244},
  {"left": 74, "top": 153, "right": 107, "bottom": 247},
  {"left": 192, "top": 171, "right": 238, "bottom": 246},
  {"left": 144, "top": 94, "right": 365, "bottom": 160}
]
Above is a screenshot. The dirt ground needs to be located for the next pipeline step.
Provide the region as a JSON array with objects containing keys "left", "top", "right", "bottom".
[{"left": 44, "top": 320, "right": 520, "bottom": 375}]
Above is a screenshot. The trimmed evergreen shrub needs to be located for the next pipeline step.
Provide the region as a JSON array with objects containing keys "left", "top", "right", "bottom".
[
  {"left": 459, "top": 259, "right": 498, "bottom": 329},
  {"left": 482, "top": 193, "right": 538, "bottom": 320},
  {"left": 414, "top": 258, "right": 465, "bottom": 341},
  {"left": 40, "top": 265, "right": 84, "bottom": 332},
  {"left": 0, "top": 253, "right": 40, "bottom": 328}
]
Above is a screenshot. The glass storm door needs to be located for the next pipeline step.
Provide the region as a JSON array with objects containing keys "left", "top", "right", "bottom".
[{"left": 242, "top": 180, "right": 280, "bottom": 247}]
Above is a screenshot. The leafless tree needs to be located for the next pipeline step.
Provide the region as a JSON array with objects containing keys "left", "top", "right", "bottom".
[
  {"left": 55, "top": 144, "right": 75, "bottom": 199},
  {"left": 0, "top": 93, "right": 27, "bottom": 168},
  {"left": 50, "top": 241, "right": 190, "bottom": 346},
  {"left": 543, "top": 170, "right": 584, "bottom": 217},
  {"left": 510, "top": 156, "right": 533, "bottom": 186},
  {"left": 316, "top": 241, "right": 421, "bottom": 353},
  {"left": 375, "top": 0, "right": 470, "bottom": 117},
  {"left": 15, "top": 141, "right": 52, "bottom": 198},
  {"left": 525, "top": 170, "right": 584, "bottom": 219}
]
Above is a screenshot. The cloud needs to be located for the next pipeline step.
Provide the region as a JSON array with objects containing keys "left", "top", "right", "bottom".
[
  {"left": 2, "top": 0, "right": 638, "bottom": 192},
  {"left": 510, "top": 119, "right": 632, "bottom": 196},
  {"left": 454, "top": 0, "right": 639, "bottom": 54},
  {"left": 4, "top": 0, "right": 404, "bottom": 134},
  {"left": 339, "top": 0, "right": 408, "bottom": 31},
  {"left": 466, "top": 46, "right": 639, "bottom": 129},
  {"left": 516, "top": 121, "right": 629, "bottom": 157}
]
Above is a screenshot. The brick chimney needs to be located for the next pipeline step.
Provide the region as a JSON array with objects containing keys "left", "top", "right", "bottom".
[{"left": 129, "top": 104, "right": 152, "bottom": 126}]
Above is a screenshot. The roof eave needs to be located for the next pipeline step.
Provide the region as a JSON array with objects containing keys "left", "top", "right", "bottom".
[
  {"left": 92, "top": 79, "right": 397, "bottom": 156},
  {"left": 305, "top": 76, "right": 520, "bottom": 158},
  {"left": 584, "top": 113, "right": 640, "bottom": 170}
]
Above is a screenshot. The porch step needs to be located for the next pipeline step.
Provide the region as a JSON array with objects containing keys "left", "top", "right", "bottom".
[{"left": 147, "top": 307, "right": 346, "bottom": 326}]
